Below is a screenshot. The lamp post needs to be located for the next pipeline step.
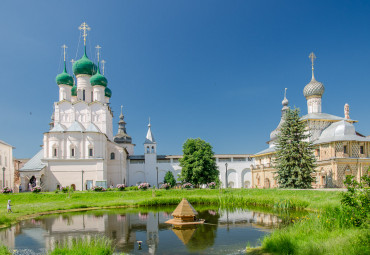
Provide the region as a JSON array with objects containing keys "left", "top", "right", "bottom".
[
  {"left": 156, "top": 167, "right": 158, "bottom": 188},
  {"left": 225, "top": 163, "right": 228, "bottom": 189},
  {"left": 81, "top": 170, "right": 84, "bottom": 191},
  {"left": 2, "top": 167, "right": 5, "bottom": 188}
]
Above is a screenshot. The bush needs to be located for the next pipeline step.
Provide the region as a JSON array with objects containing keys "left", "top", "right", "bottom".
[
  {"left": 161, "top": 183, "right": 171, "bottom": 190},
  {"left": 138, "top": 183, "right": 150, "bottom": 190},
  {"left": 341, "top": 174, "right": 370, "bottom": 227},
  {"left": 207, "top": 182, "right": 217, "bottom": 189},
  {"left": 116, "top": 184, "right": 126, "bottom": 191},
  {"left": 60, "top": 186, "right": 69, "bottom": 193},
  {"left": 31, "top": 186, "right": 41, "bottom": 193},
  {"left": 182, "top": 183, "right": 193, "bottom": 189},
  {"left": 1, "top": 187, "right": 12, "bottom": 194},
  {"left": 128, "top": 186, "right": 139, "bottom": 191},
  {"left": 92, "top": 186, "right": 106, "bottom": 192}
]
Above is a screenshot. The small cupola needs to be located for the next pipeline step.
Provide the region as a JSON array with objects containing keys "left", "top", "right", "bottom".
[
  {"left": 105, "top": 87, "right": 112, "bottom": 98},
  {"left": 90, "top": 64, "right": 107, "bottom": 87},
  {"left": 56, "top": 62, "right": 74, "bottom": 86}
]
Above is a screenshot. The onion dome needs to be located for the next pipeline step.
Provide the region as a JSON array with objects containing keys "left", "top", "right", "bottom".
[
  {"left": 90, "top": 64, "right": 107, "bottom": 87},
  {"left": 303, "top": 76, "right": 325, "bottom": 98},
  {"left": 105, "top": 87, "right": 112, "bottom": 98},
  {"left": 73, "top": 46, "right": 97, "bottom": 76},
  {"left": 269, "top": 89, "right": 289, "bottom": 144},
  {"left": 71, "top": 85, "right": 77, "bottom": 96},
  {"left": 304, "top": 52, "right": 325, "bottom": 98},
  {"left": 56, "top": 62, "right": 73, "bottom": 86}
]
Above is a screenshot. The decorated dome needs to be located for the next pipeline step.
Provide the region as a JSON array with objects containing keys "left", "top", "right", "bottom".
[
  {"left": 73, "top": 47, "right": 97, "bottom": 76},
  {"left": 56, "top": 63, "right": 73, "bottom": 86},
  {"left": 105, "top": 87, "right": 112, "bottom": 98},
  {"left": 303, "top": 77, "right": 325, "bottom": 98},
  {"left": 71, "top": 85, "right": 77, "bottom": 96},
  {"left": 90, "top": 64, "right": 107, "bottom": 87}
]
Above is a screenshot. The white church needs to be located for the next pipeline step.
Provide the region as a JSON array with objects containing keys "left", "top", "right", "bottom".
[{"left": 19, "top": 23, "right": 253, "bottom": 191}]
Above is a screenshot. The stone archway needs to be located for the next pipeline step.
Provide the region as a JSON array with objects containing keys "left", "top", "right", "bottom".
[{"left": 264, "top": 178, "right": 270, "bottom": 188}]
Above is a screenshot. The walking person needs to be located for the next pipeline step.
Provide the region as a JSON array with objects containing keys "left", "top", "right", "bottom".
[{"left": 7, "top": 200, "right": 12, "bottom": 213}]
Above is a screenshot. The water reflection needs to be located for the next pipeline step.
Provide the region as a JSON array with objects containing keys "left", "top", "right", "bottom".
[{"left": 0, "top": 208, "right": 282, "bottom": 254}]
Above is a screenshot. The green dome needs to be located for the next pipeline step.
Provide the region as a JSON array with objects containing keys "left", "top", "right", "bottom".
[
  {"left": 90, "top": 65, "right": 107, "bottom": 87},
  {"left": 71, "top": 85, "right": 77, "bottom": 96},
  {"left": 105, "top": 87, "right": 112, "bottom": 98},
  {"left": 56, "top": 63, "right": 73, "bottom": 86},
  {"left": 73, "top": 47, "right": 97, "bottom": 76}
]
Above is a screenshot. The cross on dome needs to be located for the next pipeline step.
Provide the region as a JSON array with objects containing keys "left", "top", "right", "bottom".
[
  {"left": 62, "top": 44, "right": 68, "bottom": 62},
  {"left": 309, "top": 52, "right": 316, "bottom": 80},
  {"left": 101, "top": 60, "right": 106, "bottom": 75},
  {"left": 78, "top": 22, "right": 91, "bottom": 46},
  {"left": 95, "top": 45, "right": 101, "bottom": 62}
]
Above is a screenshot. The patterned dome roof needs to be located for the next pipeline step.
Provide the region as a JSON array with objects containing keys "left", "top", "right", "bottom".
[{"left": 303, "top": 77, "right": 325, "bottom": 98}]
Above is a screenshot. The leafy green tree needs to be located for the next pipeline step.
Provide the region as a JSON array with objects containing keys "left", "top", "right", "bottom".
[
  {"left": 179, "top": 138, "right": 219, "bottom": 186},
  {"left": 163, "top": 171, "right": 176, "bottom": 187},
  {"left": 275, "top": 108, "right": 316, "bottom": 188}
]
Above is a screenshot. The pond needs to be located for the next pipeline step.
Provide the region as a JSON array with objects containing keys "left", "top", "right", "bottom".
[{"left": 0, "top": 206, "right": 287, "bottom": 255}]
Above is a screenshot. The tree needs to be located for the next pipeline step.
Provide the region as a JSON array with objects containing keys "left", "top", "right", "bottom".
[
  {"left": 179, "top": 138, "right": 219, "bottom": 186},
  {"left": 275, "top": 108, "right": 316, "bottom": 188},
  {"left": 163, "top": 171, "right": 176, "bottom": 187}
]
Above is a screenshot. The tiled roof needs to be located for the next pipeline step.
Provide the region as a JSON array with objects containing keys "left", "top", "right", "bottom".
[{"left": 19, "top": 149, "right": 45, "bottom": 172}]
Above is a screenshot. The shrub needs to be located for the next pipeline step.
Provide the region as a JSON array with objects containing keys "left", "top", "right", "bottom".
[
  {"left": 60, "top": 186, "right": 69, "bottom": 193},
  {"left": 128, "top": 186, "right": 139, "bottom": 191},
  {"left": 161, "top": 183, "right": 171, "bottom": 190},
  {"left": 31, "top": 186, "right": 41, "bottom": 193},
  {"left": 207, "top": 182, "right": 217, "bottom": 189},
  {"left": 92, "top": 186, "right": 106, "bottom": 192},
  {"left": 1, "top": 187, "right": 12, "bottom": 194},
  {"left": 116, "top": 184, "right": 126, "bottom": 191},
  {"left": 341, "top": 173, "right": 370, "bottom": 227},
  {"left": 182, "top": 183, "right": 193, "bottom": 189},
  {"left": 138, "top": 183, "right": 150, "bottom": 190}
]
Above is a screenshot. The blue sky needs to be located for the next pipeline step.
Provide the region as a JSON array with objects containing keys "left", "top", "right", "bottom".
[{"left": 1, "top": 0, "right": 370, "bottom": 158}]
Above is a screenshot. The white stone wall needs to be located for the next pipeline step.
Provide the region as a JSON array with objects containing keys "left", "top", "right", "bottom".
[
  {"left": 0, "top": 141, "right": 14, "bottom": 189},
  {"left": 128, "top": 155, "right": 253, "bottom": 188}
]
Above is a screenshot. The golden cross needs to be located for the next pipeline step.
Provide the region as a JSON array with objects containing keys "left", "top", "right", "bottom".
[
  {"left": 78, "top": 22, "right": 91, "bottom": 45},
  {"left": 309, "top": 52, "right": 316, "bottom": 69},
  {"left": 95, "top": 45, "right": 101, "bottom": 62},
  {"left": 62, "top": 44, "right": 68, "bottom": 62},
  {"left": 101, "top": 60, "right": 106, "bottom": 75}
]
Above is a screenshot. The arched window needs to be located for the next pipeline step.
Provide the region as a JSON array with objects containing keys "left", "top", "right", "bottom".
[
  {"left": 83, "top": 90, "right": 86, "bottom": 101},
  {"left": 146, "top": 146, "right": 150, "bottom": 153},
  {"left": 89, "top": 148, "right": 93, "bottom": 157},
  {"left": 70, "top": 146, "right": 75, "bottom": 157},
  {"left": 110, "top": 152, "right": 115, "bottom": 160},
  {"left": 151, "top": 146, "right": 155, "bottom": 153}
]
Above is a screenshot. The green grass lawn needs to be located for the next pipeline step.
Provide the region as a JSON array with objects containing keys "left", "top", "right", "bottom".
[{"left": 0, "top": 188, "right": 368, "bottom": 255}]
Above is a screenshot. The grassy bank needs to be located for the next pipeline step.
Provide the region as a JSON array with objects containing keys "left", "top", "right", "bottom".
[
  {"left": 2, "top": 188, "right": 365, "bottom": 255},
  {"left": 0, "top": 188, "right": 340, "bottom": 227}
]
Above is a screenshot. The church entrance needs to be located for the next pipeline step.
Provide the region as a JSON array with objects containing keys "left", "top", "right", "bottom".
[{"left": 29, "top": 176, "right": 36, "bottom": 190}]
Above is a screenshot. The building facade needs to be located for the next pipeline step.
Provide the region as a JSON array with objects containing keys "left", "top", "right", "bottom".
[
  {"left": 251, "top": 54, "right": 370, "bottom": 188},
  {"left": 0, "top": 140, "right": 15, "bottom": 189}
]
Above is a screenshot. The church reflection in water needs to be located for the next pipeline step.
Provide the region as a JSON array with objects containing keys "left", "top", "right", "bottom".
[{"left": 0, "top": 209, "right": 281, "bottom": 254}]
